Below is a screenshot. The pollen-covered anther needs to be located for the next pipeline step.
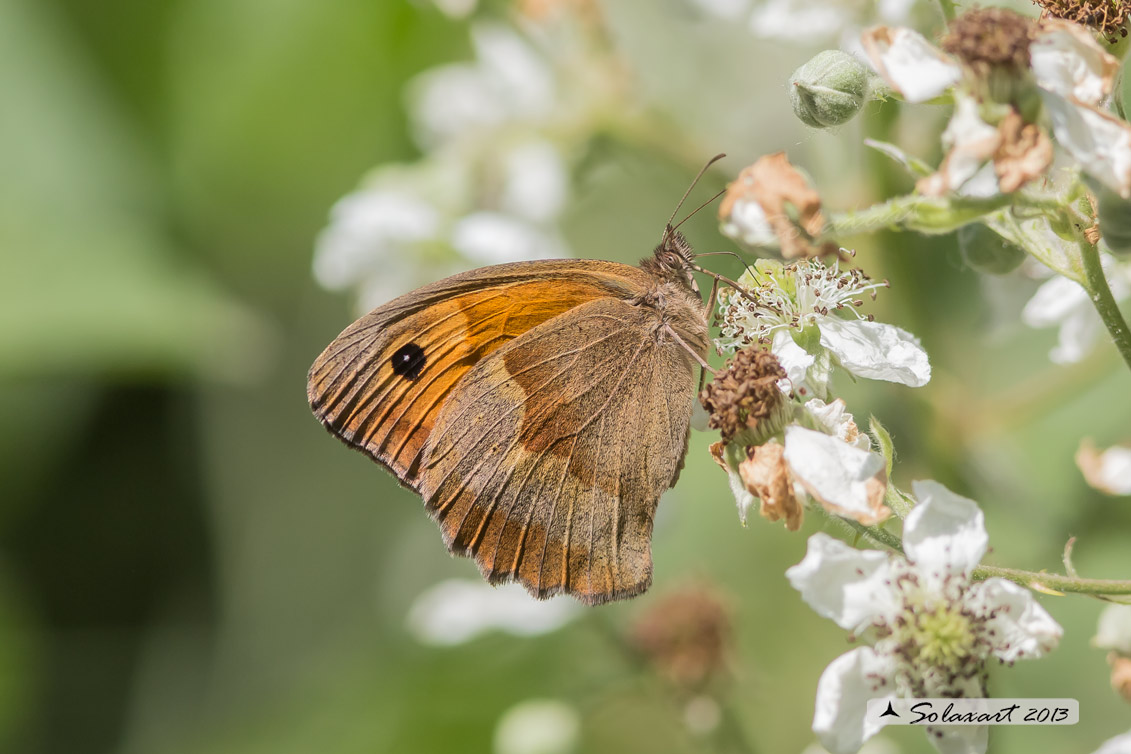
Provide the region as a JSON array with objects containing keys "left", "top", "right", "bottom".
[
  {"left": 941, "top": 7, "right": 1036, "bottom": 71},
  {"left": 1033, "top": 0, "right": 1131, "bottom": 40},
  {"left": 739, "top": 442, "right": 804, "bottom": 531},
  {"left": 699, "top": 348, "right": 787, "bottom": 443}
]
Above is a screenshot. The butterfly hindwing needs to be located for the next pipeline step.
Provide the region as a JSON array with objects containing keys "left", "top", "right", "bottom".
[{"left": 418, "top": 297, "right": 704, "bottom": 604}]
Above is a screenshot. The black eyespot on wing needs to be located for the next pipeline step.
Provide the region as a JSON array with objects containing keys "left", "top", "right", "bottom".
[{"left": 391, "top": 343, "right": 426, "bottom": 380}]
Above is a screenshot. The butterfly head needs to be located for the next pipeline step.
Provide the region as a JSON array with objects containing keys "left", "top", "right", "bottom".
[{"left": 643, "top": 225, "right": 700, "bottom": 293}]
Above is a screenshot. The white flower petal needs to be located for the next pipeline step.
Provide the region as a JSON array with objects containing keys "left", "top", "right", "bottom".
[
  {"left": 968, "top": 578, "right": 1063, "bottom": 662},
  {"left": 721, "top": 197, "right": 777, "bottom": 246},
  {"left": 1031, "top": 20, "right": 1118, "bottom": 107},
  {"left": 1042, "top": 91, "right": 1131, "bottom": 198},
  {"left": 784, "top": 425, "right": 889, "bottom": 524},
  {"left": 861, "top": 26, "right": 962, "bottom": 103},
  {"left": 771, "top": 329, "right": 817, "bottom": 388},
  {"left": 905, "top": 480, "right": 987, "bottom": 577},
  {"left": 819, "top": 317, "right": 931, "bottom": 387},
  {"left": 1091, "top": 730, "right": 1131, "bottom": 754},
  {"left": 1021, "top": 273, "right": 1089, "bottom": 327},
  {"left": 803, "top": 398, "right": 871, "bottom": 450},
  {"left": 406, "top": 580, "right": 579, "bottom": 646},
  {"left": 451, "top": 212, "right": 566, "bottom": 265},
  {"left": 812, "top": 647, "right": 898, "bottom": 754},
  {"left": 786, "top": 532, "right": 897, "bottom": 631},
  {"left": 1093, "top": 604, "right": 1131, "bottom": 654},
  {"left": 938, "top": 95, "right": 1000, "bottom": 195}
]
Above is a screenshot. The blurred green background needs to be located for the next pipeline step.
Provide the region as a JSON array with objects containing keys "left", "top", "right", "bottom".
[{"left": 2, "top": 0, "right": 1129, "bottom": 753}]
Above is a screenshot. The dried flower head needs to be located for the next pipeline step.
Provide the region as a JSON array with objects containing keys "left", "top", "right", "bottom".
[
  {"left": 699, "top": 348, "right": 787, "bottom": 443},
  {"left": 630, "top": 585, "right": 732, "bottom": 689},
  {"left": 941, "top": 8, "right": 1036, "bottom": 71},
  {"left": 1032, "top": 0, "right": 1131, "bottom": 41},
  {"left": 718, "top": 153, "right": 829, "bottom": 258},
  {"left": 993, "top": 109, "right": 1054, "bottom": 192},
  {"left": 739, "top": 442, "right": 804, "bottom": 530}
]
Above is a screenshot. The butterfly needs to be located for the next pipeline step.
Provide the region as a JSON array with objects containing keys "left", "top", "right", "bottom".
[{"left": 307, "top": 156, "right": 735, "bottom": 605}]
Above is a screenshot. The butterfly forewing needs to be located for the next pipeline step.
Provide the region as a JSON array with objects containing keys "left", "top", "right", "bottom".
[{"left": 307, "top": 261, "right": 653, "bottom": 489}]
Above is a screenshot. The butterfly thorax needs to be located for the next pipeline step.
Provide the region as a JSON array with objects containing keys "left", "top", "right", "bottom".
[{"left": 634, "top": 229, "right": 709, "bottom": 358}]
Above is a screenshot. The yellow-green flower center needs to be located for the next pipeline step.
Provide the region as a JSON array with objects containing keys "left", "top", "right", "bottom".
[{"left": 907, "top": 605, "right": 978, "bottom": 672}]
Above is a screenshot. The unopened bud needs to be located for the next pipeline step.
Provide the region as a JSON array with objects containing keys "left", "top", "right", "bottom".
[
  {"left": 958, "top": 223, "right": 1027, "bottom": 274},
  {"left": 789, "top": 50, "right": 871, "bottom": 129}
]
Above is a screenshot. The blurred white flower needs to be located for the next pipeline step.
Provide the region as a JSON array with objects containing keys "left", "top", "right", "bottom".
[
  {"left": 862, "top": 21, "right": 1131, "bottom": 197},
  {"left": 452, "top": 211, "right": 567, "bottom": 265},
  {"left": 1021, "top": 255, "right": 1131, "bottom": 364},
  {"left": 1093, "top": 604, "right": 1131, "bottom": 655},
  {"left": 408, "top": 23, "right": 555, "bottom": 148},
  {"left": 717, "top": 259, "right": 930, "bottom": 396},
  {"left": 1092, "top": 731, "right": 1131, "bottom": 754},
  {"left": 787, "top": 480, "right": 1062, "bottom": 754},
  {"left": 691, "top": 0, "right": 912, "bottom": 47},
  {"left": 406, "top": 579, "right": 580, "bottom": 646},
  {"left": 313, "top": 188, "right": 441, "bottom": 294},
  {"left": 1041, "top": 94, "right": 1131, "bottom": 198},
  {"left": 494, "top": 699, "right": 580, "bottom": 754},
  {"left": 750, "top": 0, "right": 858, "bottom": 42},
  {"left": 1076, "top": 439, "right": 1131, "bottom": 496},
  {"left": 917, "top": 94, "right": 1001, "bottom": 198},
  {"left": 500, "top": 139, "right": 569, "bottom": 222},
  {"left": 1029, "top": 20, "right": 1118, "bottom": 107}
]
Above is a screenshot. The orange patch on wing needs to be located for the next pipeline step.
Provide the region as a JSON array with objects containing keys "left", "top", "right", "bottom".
[{"left": 309, "top": 280, "right": 611, "bottom": 487}]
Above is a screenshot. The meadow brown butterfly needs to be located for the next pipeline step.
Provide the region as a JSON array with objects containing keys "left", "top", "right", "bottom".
[{"left": 308, "top": 157, "right": 729, "bottom": 604}]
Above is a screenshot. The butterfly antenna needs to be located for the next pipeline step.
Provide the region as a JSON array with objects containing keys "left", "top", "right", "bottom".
[
  {"left": 669, "top": 187, "right": 727, "bottom": 233},
  {"left": 693, "top": 250, "right": 756, "bottom": 281},
  {"left": 664, "top": 153, "right": 726, "bottom": 236}
]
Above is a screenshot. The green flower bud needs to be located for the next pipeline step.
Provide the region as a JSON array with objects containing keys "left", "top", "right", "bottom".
[
  {"left": 958, "top": 223, "right": 1027, "bottom": 274},
  {"left": 1095, "top": 182, "right": 1131, "bottom": 256},
  {"left": 789, "top": 50, "right": 871, "bottom": 129}
]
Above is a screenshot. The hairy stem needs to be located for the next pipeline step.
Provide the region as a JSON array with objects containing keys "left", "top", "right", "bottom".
[
  {"left": 971, "top": 565, "right": 1131, "bottom": 596},
  {"left": 1080, "top": 238, "right": 1131, "bottom": 374}
]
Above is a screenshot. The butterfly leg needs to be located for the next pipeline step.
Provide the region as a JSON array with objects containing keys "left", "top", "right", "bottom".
[{"left": 664, "top": 324, "right": 715, "bottom": 377}]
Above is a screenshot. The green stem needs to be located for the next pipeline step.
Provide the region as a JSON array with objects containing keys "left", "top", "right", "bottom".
[
  {"left": 971, "top": 565, "right": 1131, "bottom": 596},
  {"left": 826, "top": 194, "right": 1012, "bottom": 239},
  {"left": 935, "top": 0, "right": 957, "bottom": 21},
  {"left": 1079, "top": 238, "right": 1131, "bottom": 374}
]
